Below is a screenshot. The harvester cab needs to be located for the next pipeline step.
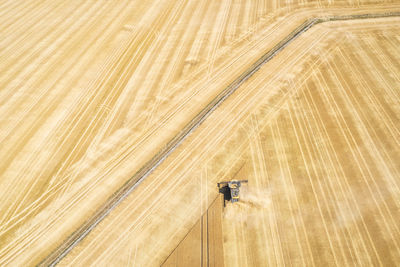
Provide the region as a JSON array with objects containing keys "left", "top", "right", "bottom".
[{"left": 217, "top": 180, "right": 248, "bottom": 205}]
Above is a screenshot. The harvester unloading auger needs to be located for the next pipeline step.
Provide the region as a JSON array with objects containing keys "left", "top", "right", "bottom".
[{"left": 218, "top": 180, "right": 248, "bottom": 205}]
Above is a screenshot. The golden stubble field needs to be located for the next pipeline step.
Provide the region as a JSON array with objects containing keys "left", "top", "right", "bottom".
[
  {"left": 0, "top": 0, "right": 399, "bottom": 265},
  {"left": 61, "top": 17, "right": 400, "bottom": 266}
]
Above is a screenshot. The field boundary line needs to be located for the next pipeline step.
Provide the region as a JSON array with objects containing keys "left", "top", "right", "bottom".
[{"left": 39, "top": 11, "right": 400, "bottom": 266}]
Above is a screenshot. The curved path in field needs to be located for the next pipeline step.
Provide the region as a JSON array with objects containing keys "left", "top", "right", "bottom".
[{"left": 41, "top": 12, "right": 400, "bottom": 266}]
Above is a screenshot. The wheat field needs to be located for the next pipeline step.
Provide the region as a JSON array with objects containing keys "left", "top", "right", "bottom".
[
  {"left": 0, "top": 0, "right": 399, "bottom": 266},
  {"left": 62, "top": 17, "right": 400, "bottom": 266}
]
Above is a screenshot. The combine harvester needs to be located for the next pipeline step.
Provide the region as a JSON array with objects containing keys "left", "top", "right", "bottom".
[{"left": 218, "top": 180, "right": 248, "bottom": 205}]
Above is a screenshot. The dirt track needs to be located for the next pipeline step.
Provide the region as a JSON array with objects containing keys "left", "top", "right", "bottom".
[
  {"left": 0, "top": 0, "right": 399, "bottom": 266},
  {"left": 60, "top": 16, "right": 400, "bottom": 266},
  {"left": 43, "top": 11, "right": 400, "bottom": 267},
  {"left": 222, "top": 19, "right": 400, "bottom": 266}
]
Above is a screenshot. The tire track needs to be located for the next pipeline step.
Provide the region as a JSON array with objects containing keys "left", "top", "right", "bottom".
[
  {"left": 0, "top": 1, "right": 130, "bottom": 225},
  {"left": 39, "top": 11, "right": 400, "bottom": 266}
]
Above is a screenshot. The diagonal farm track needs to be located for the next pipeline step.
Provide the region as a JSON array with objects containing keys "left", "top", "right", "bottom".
[{"left": 40, "top": 12, "right": 400, "bottom": 266}]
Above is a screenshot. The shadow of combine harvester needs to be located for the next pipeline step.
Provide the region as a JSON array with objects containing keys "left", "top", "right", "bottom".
[{"left": 217, "top": 180, "right": 248, "bottom": 206}]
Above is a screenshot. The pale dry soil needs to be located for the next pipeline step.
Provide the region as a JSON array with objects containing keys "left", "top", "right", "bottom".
[
  {"left": 0, "top": 0, "right": 399, "bottom": 265},
  {"left": 61, "top": 17, "right": 400, "bottom": 266}
]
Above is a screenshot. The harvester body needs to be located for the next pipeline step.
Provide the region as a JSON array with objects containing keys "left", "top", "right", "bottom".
[{"left": 218, "top": 180, "right": 248, "bottom": 203}]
